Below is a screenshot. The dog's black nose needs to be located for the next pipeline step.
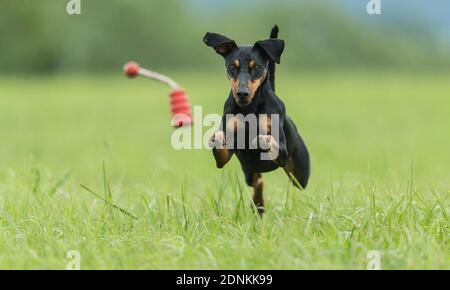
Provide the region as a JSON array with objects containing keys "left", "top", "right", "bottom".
[{"left": 237, "top": 90, "right": 249, "bottom": 99}]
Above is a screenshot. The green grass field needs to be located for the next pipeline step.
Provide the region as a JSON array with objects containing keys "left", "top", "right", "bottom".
[{"left": 0, "top": 70, "right": 448, "bottom": 269}]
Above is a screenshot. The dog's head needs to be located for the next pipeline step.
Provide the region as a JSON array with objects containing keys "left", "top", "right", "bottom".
[{"left": 203, "top": 31, "right": 284, "bottom": 107}]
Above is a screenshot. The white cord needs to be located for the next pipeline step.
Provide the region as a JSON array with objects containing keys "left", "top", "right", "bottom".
[{"left": 139, "top": 68, "right": 179, "bottom": 89}]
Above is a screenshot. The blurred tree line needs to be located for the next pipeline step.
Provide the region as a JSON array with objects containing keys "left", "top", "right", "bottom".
[{"left": 0, "top": 0, "right": 448, "bottom": 74}]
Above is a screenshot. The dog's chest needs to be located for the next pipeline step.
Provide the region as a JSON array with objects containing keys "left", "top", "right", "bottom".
[{"left": 235, "top": 150, "right": 279, "bottom": 173}]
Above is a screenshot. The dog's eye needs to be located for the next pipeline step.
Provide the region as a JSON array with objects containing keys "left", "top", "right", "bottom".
[
  {"left": 254, "top": 65, "right": 262, "bottom": 70},
  {"left": 229, "top": 64, "right": 237, "bottom": 71}
]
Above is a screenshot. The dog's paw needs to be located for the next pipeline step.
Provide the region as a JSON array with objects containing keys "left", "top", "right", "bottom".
[
  {"left": 209, "top": 131, "right": 226, "bottom": 149},
  {"left": 251, "top": 135, "right": 275, "bottom": 151},
  {"left": 257, "top": 206, "right": 265, "bottom": 215}
]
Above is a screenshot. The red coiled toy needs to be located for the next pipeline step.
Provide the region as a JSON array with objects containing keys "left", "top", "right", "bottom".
[{"left": 123, "top": 61, "right": 192, "bottom": 127}]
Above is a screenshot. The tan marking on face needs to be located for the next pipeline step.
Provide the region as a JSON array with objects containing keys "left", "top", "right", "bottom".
[
  {"left": 233, "top": 59, "right": 240, "bottom": 68},
  {"left": 230, "top": 78, "right": 239, "bottom": 98},
  {"left": 249, "top": 60, "right": 256, "bottom": 69},
  {"left": 259, "top": 115, "right": 272, "bottom": 135},
  {"left": 247, "top": 78, "right": 261, "bottom": 101},
  {"left": 246, "top": 70, "right": 267, "bottom": 102}
]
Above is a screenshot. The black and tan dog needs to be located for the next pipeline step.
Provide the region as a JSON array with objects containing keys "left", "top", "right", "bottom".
[{"left": 203, "top": 26, "right": 310, "bottom": 215}]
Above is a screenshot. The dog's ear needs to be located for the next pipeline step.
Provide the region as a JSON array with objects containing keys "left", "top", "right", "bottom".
[
  {"left": 253, "top": 39, "right": 285, "bottom": 64},
  {"left": 203, "top": 32, "right": 237, "bottom": 57}
]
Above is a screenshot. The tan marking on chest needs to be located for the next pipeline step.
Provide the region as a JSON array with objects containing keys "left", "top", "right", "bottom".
[
  {"left": 226, "top": 116, "right": 242, "bottom": 133},
  {"left": 258, "top": 115, "right": 272, "bottom": 134}
]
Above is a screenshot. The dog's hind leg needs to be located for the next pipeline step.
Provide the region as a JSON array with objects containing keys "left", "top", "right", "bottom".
[
  {"left": 244, "top": 171, "right": 265, "bottom": 215},
  {"left": 284, "top": 138, "right": 310, "bottom": 189}
]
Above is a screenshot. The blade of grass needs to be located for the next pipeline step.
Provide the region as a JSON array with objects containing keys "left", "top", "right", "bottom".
[
  {"left": 49, "top": 170, "right": 72, "bottom": 196},
  {"left": 31, "top": 168, "right": 41, "bottom": 195},
  {"left": 102, "top": 162, "right": 112, "bottom": 202},
  {"left": 80, "top": 184, "right": 138, "bottom": 220}
]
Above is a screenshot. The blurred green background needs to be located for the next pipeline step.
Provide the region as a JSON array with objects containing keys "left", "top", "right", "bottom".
[
  {"left": 0, "top": 1, "right": 449, "bottom": 269},
  {"left": 0, "top": 0, "right": 449, "bottom": 73}
]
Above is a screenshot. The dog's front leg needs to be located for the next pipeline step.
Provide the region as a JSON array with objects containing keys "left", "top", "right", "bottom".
[
  {"left": 252, "top": 133, "right": 288, "bottom": 166},
  {"left": 209, "top": 131, "right": 234, "bottom": 168},
  {"left": 252, "top": 115, "right": 288, "bottom": 166}
]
